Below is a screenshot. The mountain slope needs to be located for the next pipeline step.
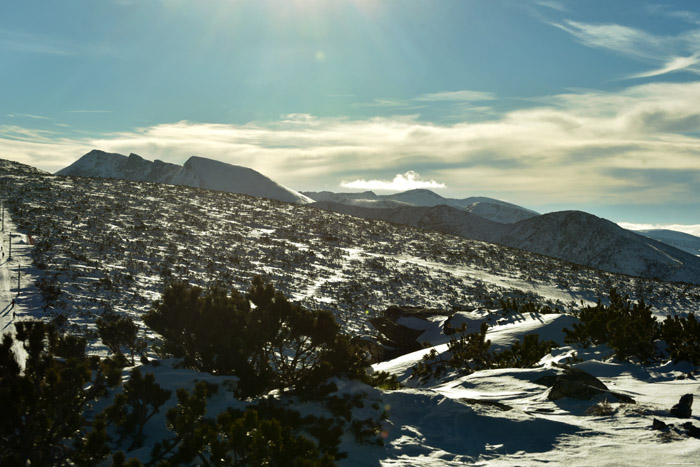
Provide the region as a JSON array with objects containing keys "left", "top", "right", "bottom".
[
  {"left": 303, "top": 189, "right": 539, "bottom": 224},
  {"left": 313, "top": 201, "right": 700, "bottom": 284},
  {"left": 637, "top": 229, "right": 700, "bottom": 257},
  {"left": 497, "top": 211, "right": 700, "bottom": 283},
  {"left": 311, "top": 201, "right": 505, "bottom": 242},
  {"left": 57, "top": 149, "right": 313, "bottom": 204}
]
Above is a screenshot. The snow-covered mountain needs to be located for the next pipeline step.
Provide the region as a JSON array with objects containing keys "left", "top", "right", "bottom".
[
  {"left": 3, "top": 158, "right": 700, "bottom": 466},
  {"left": 498, "top": 211, "right": 700, "bottom": 284},
  {"left": 313, "top": 201, "right": 700, "bottom": 284},
  {"left": 57, "top": 149, "right": 313, "bottom": 204},
  {"left": 636, "top": 229, "right": 700, "bottom": 257},
  {"left": 303, "top": 188, "right": 539, "bottom": 223},
  {"left": 312, "top": 201, "right": 505, "bottom": 242}
]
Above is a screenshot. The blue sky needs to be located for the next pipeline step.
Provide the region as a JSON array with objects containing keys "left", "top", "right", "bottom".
[{"left": 1, "top": 0, "right": 700, "bottom": 230}]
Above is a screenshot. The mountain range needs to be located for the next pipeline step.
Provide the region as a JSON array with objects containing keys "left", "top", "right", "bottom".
[
  {"left": 56, "top": 149, "right": 313, "bottom": 204},
  {"left": 302, "top": 189, "right": 539, "bottom": 224},
  {"left": 311, "top": 201, "right": 700, "bottom": 284},
  {"left": 56, "top": 150, "right": 700, "bottom": 284}
]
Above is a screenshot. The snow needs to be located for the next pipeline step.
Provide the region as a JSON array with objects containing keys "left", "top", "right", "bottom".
[
  {"left": 2, "top": 158, "right": 700, "bottom": 465},
  {"left": 636, "top": 229, "right": 700, "bottom": 257},
  {"left": 56, "top": 149, "right": 313, "bottom": 204},
  {"left": 304, "top": 189, "right": 539, "bottom": 224}
]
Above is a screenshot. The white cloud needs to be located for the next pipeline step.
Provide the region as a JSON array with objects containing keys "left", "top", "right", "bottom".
[
  {"left": 415, "top": 90, "right": 496, "bottom": 102},
  {"left": 2, "top": 80, "right": 700, "bottom": 209},
  {"left": 551, "top": 19, "right": 700, "bottom": 78},
  {"left": 630, "top": 54, "right": 700, "bottom": 79},
  {"left": 340, "top": 171, "right": 445, "bottom": 192},
  {"left": 618, "top": 222, "right": 700, "bottom": 237}
]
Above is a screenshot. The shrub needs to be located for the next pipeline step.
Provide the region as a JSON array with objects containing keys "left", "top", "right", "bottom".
[
  {"left": 105, "top": 368, "right": 172, "bottom": 450},
  {"left": 144, "top": 276, "right": 368, "bottom": 397},
  {"left": 97, "top": 314, "right": 144, "bottom": 365},
  {"left": 661, "top": 313, "right": 700, "bottom": 365},
  {"left": 0, "top": 321, "right": 115, "bottom": 465},
  {"left": 564, "top": 289, "right": 659, "bottom": 363},
  {"left": 494, "top": 334, "right": 558, "bottom": 368}
]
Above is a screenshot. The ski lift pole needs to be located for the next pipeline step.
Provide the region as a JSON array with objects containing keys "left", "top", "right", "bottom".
[{"left": 17, "top": 263, "right": 20, "bottom": 296}]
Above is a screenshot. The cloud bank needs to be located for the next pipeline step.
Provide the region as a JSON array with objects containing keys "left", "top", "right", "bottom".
[
  {"left": 619, "top": 223, "right": 700, "bottom": 237},
  {"left": 340, "top": 171, "right": 446, "bottom": 191}
]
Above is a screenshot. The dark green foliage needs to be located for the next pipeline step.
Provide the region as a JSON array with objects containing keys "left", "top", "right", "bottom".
[
  {"left": 97, "top": 314, "right": 144, "bottom": 365},
  {"left": 494, "top": 334, "right": 558, "bottom": 368},
  {"left": 448, "top": 322, "right": 493, "bottom": 371},
  {"left": 661, "top": 313, "right": 700, "bottom": 365},
  {"left": 366, "top": 370, "right": 401, "bottom": 390},
  {"left": 350, "top": 418, "right": 384, "bottom": 446},
  {"left": 148, "top": 382, "right": 343, "bottom": 466},
  {"left": 36, "top": 274, "right": 62, "bottom": 311},
  {"left": 144, "top": 276, "right": 368, "bottom": 397},
  {"left": 0, "top": 321, "right": 113, "bottom": 466},
  {"left": 564, "top": 289, "right": 659, "bottom": 362},
  {"left": 499, "top": 297, "right": 555, "bottom": 315},
  {"left": 106, "top": 368, "right": 172, "bottom": 450},
  {"left": 215, "top": 408, "right": 339, "bottom": 466},
  {"left": 412, "top": 323, "right": 558, "bottom": 382},
  {"left": 411, "top": 323, "right": 493, "bottom": 382},
  {"left": 150, "top": 381, "right": 216, "bottom": 466}
]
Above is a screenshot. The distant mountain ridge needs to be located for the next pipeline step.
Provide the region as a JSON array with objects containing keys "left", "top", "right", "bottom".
[
  {"left": 57, "top": 150, "right": 313, "bottom": 204},
  {"left": 637, "top": 229, "right": 700, "bottom": 257},
  {"left": 311, "top": 201, "right": 700, "bottom": 284},
  {"left": 303, "top": 189, "right": 539, "bottom": 224}
]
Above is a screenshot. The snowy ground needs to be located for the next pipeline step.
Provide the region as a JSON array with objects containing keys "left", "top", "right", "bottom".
[{"left": 2, "top": 160, "right": 700, "bottom": 465}]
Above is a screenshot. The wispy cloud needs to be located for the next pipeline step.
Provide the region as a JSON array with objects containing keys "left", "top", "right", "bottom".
[
  {"left": 0, "top": 29, "right": 76, "bottom": 56},
  {"left": 67, "top": 110, "right": 113, "bottom": 114},
  {"left": 535, "top": 0, "right": 568, "bottom": 12},
  {"left": 7, "top": 113, "right": 53, "bottom": 120},
  {"left": 415, "top": 90, "right": 496, "bottom": 102},
  {"left": 552, "top": 20, "right": 666, "bottom": 61},
  {"left": 340, "top": 171, "right": 445, "bottom": 191},
  {"left": 551, "top": 18, "right": 700, "bottom": 78}
]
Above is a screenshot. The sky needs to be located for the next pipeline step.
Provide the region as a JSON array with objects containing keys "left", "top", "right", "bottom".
[{"left": 1, "top": 0, "right": 699, "bottom": 231}]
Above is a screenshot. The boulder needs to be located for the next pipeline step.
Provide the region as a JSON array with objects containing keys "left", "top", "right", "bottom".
[
  {"left": 370, "top": 306, "right": 446, "bottom": 361},
  {"left": 536, "top": 365, "right": 635, "bottom": 403},
  {"left": 670, "top": 394, "right": 693, "bottom": 418}
]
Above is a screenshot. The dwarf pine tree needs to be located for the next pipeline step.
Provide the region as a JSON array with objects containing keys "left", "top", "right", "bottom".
[
  {"left": 0, "top": 321, "right": 115, "bottom": 465},
  {"left": 144, "top": 276, "right": 368, "bottom": 398}
]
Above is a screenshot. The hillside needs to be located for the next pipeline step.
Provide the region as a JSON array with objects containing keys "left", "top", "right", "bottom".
[
  {"left": 311, "top": 201, "right": 505, "bottom": 243},
  {"left": 498, "top": 211, "right": 700, "bottom": 284},
  {"left": 303, "top": 188, "right": 539, "bottom": 223},
  {"left": 638, "top": 229, "right": 700, "bottom": 257},
  {"left": 2, "top": 158, "right": 700, "bottom": 466},
  {"left": 312, "top": 201, "right": 700, "bottom": 284},
  {"left": 57, "top": 149, "right": 313, "bottom": 204}
]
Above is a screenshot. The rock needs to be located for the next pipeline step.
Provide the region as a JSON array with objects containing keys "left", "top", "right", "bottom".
[
  {"left": 670, "top": 394, "right": 693, "bottom": 418},
  {"left": 461, "top": 398, "right": 513, "bottom": 411},
  {"left": 538, "top": 365, "right": 635, "bottom": 403},
  {"left": 652, "top": 418, "right": 670, "bottom": 432},
  {"left": 545, "top": 367, "right": 608, "bottom": 401},
  {"left": 682, "top": 422, "right": 700, "bottom": 438},
  {"left": 370, "top": 306, "right": 445, "bottom": 361}
]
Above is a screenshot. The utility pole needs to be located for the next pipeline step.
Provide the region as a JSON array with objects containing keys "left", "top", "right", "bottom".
[
  {"left": 8, "top": 231, "right": 10, "bottom": 260},
  {"left": 1, "top": 201, "right": 4, "bottom": 232}
]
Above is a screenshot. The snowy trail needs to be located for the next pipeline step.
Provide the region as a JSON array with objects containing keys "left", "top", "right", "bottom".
[{"left": 0, "top": 215, "right": 31, "bottom": 365}]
